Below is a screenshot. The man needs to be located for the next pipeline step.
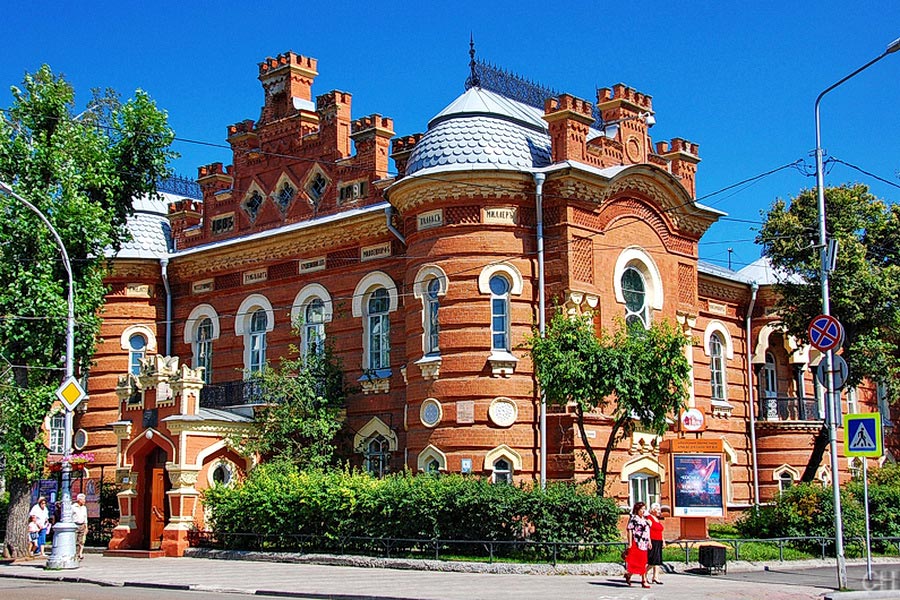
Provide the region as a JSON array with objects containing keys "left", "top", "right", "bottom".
[{"left": 72, "top": 493, "right": 88, "bottom": 560}]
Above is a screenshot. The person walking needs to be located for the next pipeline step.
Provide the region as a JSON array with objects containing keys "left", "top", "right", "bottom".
[
  {"left": 646, "top": 502, "right": 665, "bottom": 584},
  {"left": 624, "top": 501, "right": 651, "bottom": 588},
  {"left": 72, "top": 493, "right": 88, "bottom": 560},
  {"left": 28, "top": 497, "right": 50, "bottom": 557}
]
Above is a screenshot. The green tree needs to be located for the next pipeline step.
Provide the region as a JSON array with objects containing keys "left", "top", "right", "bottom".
[
  {"left": 530, "top": 311, "right": 691, "bottom": 494},
  {"left": 757, "top": 184, "right": 900, "bottom": 481},
  {"left": 234, "top": 344, "right": 350, "bottom": 470},
  {"left": 0, "top": 66, "right": 174, "bottom": 558}
]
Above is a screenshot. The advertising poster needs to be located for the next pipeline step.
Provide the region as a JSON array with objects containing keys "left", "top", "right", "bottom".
[
  {"left": 672, "top": 454, "right": 724, "bottom": 517},
  {"left": 73, "top": 477, "right": 102, "bottom": 519}
]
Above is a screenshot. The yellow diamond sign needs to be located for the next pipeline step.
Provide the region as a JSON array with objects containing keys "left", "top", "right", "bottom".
[{"left": 56, "top": 377, "right": 86, "bottom": 410}]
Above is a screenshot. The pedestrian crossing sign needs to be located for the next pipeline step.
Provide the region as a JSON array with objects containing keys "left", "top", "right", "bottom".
[{"left": 843, "top": 413, "right": 883, "bottom": 458}]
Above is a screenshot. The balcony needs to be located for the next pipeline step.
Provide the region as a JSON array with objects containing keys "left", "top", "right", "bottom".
[
  {"left": 758, "top": 396, "right": 822, "bottom": 422},
  {"left": 199, "top": 379, "right": 265, "bottom": 409}
]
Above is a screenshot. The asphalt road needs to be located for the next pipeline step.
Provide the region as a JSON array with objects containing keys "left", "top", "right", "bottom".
[
  {"left": 716, "top": 563, "right": 900, "bottom": 593},
  {"left": 0, "top": 578, "right": 296, "bottom": 600}
]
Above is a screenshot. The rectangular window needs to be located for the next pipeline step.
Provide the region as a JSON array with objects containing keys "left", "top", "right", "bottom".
[
  {"left": 491, "top": 298, "right": 508, "bottom": 351},
  {"left": 197, "top": 339, "right": 213, "bottom": 384},
  {"left": 250, "top": 332, "right": 266, "bottom": 373},
  {"left": 49, "top": 413, "right": 65, "bottom": 454},
  {"left": 369, "top": 314, "right": 390, "bottom": 370},
  {"left": 629, "top": 475, "right": 660, "bottom": 507},
  {"left": 710, "top": 356, "right": 725, "bottom": 401}
]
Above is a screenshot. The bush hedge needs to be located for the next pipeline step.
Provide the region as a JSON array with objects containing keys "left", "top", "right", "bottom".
[{"left": 203, "top": 462, "right": 619, "bottom": 550}]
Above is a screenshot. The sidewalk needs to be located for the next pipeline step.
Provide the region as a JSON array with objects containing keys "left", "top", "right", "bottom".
[{"left": 5, "top": 552, "right": 897, "bottom": 600}]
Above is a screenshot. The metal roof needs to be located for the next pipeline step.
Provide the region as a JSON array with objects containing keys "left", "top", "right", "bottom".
[{"left": 114, "top": 191, "right": 179, "bottom": 260}]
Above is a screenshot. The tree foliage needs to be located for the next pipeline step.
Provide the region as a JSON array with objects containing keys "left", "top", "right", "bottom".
[
  {"left": 234, "top": 345, "right": 350, "bottom": 470},
  {"left": 529, "top": 310, "right": 691, "bottom": 494},
  {"left": 757, "top": 184, "right": 900, "bottom": 390},
  {"left": 0, "top": 65, "right": 174, "bottom": 557}
]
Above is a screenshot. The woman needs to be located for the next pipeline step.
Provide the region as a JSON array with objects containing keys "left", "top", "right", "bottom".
[
  {"left": 28, "top": 497, "right": 50, "bottom": 557},
  {"left": 624, "top": 501, "right": 651, "bottom": 588},
  {"left": 646, "top": 502, "right": 665, "bottom": 584}
]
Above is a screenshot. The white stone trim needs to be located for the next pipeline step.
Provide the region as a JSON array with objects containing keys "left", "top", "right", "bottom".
[
  {"left": 183, "top": 304, "right": 221, "bottom": 344},
  {"left": 351, "top": 271, "right": 398, "bottom": 317},
  {"left": 483, "top": 444, "right": 522, "bottom": 472},
  {"left": 412, "top": 264, "right": 449, "bottom": 299},
  {"left": 417, "top": 445, "right": 447, "bottom": 472},
  {"left": 123, "top": 428, "right": 177, "bottom": 466},
  {"left": 290, "top": 283, "right": 334, "bottom": 325},
  {"left": 613, "top": 246, "right": 663, "bottom": 311},
  {"left": 488, "top": 397, "right": 518, "bottom": 428},
  {"left": 772, "top": 464, "right": 800, "bottom": 481},
  {"left": 620, "top": 455, "right": 666, "bottom": 484},
  {"left": 703, "top": 320, "right": 735, "bottom": 359},
  {"left": 353, "top": 416, "right": 398, "bottom": 452},
  {"left": 419, "top": 398, "right": 443, "bottom": 428},
  {"left": 478, "top": 262, "right": 524, "bottom": 296},
  {"left": 120, "top": 324, "right": 158, "bottom": 352},
  {"left": 234, "top": 294, "right": 275, "bottom": 336}
]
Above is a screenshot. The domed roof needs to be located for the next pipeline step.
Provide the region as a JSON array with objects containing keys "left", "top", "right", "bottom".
[{"left": 405, "top": 87, "right": 553, "bottom": 176}]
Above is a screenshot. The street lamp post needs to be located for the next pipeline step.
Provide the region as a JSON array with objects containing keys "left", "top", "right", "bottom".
[
  {"left": 0, "top": 181, "right": 79, "bottom": 569},
  {"left": 813, "top": 36, "right": 900, "bottom": 591}
]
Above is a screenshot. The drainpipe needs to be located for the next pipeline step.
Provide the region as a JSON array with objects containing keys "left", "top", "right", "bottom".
[
  {"left": 746, "top": 281, "right": 760, "bottom": 506},
  {"left": 533, "top": 172, "right": 547, "bottom": 489},
  {"left": 385, "top": 205, "right": 406, "bottom": 245},
  {"left": 161, "top": 258, "right": 172, "bottom": 355}
]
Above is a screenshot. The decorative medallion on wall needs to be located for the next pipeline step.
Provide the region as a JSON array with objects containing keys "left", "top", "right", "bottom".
[
  {"left": 420, "top": 398, "right": 442, "bottom": 428},
  {"left": 488, "top": 397, "right": 518, "bottom": 428}
]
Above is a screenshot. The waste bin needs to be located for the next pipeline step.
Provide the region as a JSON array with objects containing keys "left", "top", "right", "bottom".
[{"left": 698, "top": 544, "right": 727, "bottom": 574}]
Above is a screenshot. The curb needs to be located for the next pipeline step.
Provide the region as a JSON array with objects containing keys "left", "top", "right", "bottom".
[{"left": 825, "top": 593, "right": 900, "bottom": 600}]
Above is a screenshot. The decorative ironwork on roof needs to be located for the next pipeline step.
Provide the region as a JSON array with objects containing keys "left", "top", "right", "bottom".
[
  {"left": 158, "top": 174, "right": 201, "bottom": 199},
  {"left": 465, "top": 58, "right": 604, "bottom": 128}
]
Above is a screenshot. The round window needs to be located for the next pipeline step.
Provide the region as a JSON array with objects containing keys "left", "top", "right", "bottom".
[
  {"left": 211, "top": 463, "right": 232, "bottom": 486},
  {"left": 488, "top": 397, "right": 518, "bottom": 428},
  {"left": 420, "top": 398, "right": 442, "bottom": 428}
]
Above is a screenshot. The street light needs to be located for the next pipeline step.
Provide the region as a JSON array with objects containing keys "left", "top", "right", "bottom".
[
  {"left": 813, "top": 36, "right": 900, "bottom": 591},
  {"left": 0, "top": 180, "right": 79, "bottom": 570}
]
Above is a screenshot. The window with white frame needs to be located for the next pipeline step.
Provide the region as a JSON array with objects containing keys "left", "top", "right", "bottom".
[
  {"left": 709, "top": 332, "right": 727, "bottom": 401},
  {"left": 622, "top": 267, "right": 649, "bottom": 329},
  {"left": 849, "top": 457, "right": 863, "bottom": 480},
  {"left": 424, "top": 458, "right": 440, "bottom": 474},
  {"left": 128, "top": 333, "right": 147, "bottom": 375},
  {"left": 303, "top": 299, "right": 326, "bottom": 358},
  {"left": 490, "top": 275, "right": 511, "bottom": 351},
  {"left": 847, "top": 387, "right": 859, "bottom": 415},
  {"left": 249, "top": 309, "right": 268, "bottom": 373},
  {"left": 196, "top": 317, "right": 213, "bottom": 384},
  {"left": 763, "top": 352, "right": 778, "bottom": 398},
  {"left": 366, "top": 288, "right": 390, "bottom": 370},
  {"left": 778, "top": 471, "right": 794, "bottom": 492},
  {"left": 364, "top": 435, "right": 390, "bottom": 477},
  {"left": 629, "top": 473, "right": 660, "bottom": 507},
  {"left": 425, "top": 278, "right": 441, "bottom": 354},
  {"left": 492, "top": 458, "right": 513, "bottom": 484},
  {"left": 211, "top": 461, "right": 234, "bottom": 487},
  {"left": 49, "top": 413, "right": 65, "bottom": 454}
]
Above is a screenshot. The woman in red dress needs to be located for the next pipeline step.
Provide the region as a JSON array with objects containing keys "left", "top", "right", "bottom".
[
  {"left": 624, "top": 501, "right": 651, "bottom": 588},
  {"left": 646, "top": 502, "right": 665, "bottom": 584}
]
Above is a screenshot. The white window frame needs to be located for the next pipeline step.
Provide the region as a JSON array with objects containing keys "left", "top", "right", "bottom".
[
  {"left": 235, "top": 294, "right": 275, "bottom": 378},
  {"left": 613, "top": 247, "right": 664, "bottom": 325},
  {"left": 364, "top": 435, "right": 391, "bottom": 478},
  {"left": 764, "top": 352, "right": 778, "bottom": 398},
  {"left": 49, "top": 412, "right": 65, "bottom": 454},
  {"left": 628, "top": 472, "right": 660, "bottom": 507},
  {"left": 128, "top": 333, "right": 147, "bottom": 376},
  {"left": 352, "top": 272, "right": 398, "bottom": 374},
  {"left": 484, "top": 444, "right": 522, "bottom": 483},
  {"left": 621, "top": 266, "right": 649, "bottom": 329},
  {"left": 249, "top": 309, "right": 268, "bottom": 373},
  {"left": 489, "top": 274, "right": 512, "bottom": 351},
  {"left": 196, "top": 318, "right": 214, "bottom": 384},
  {"left": 185, "top": 304, "right": 220, "bottom": 384},
  {"left": 492, "top": 458, "right": 513, "bottom": 484},
  {"left": 291, "top": 283, "right": 334, "bottom": 360},
  {"left": 773, "top": 464, "right": 800, "bottom": 493},
  {"left": 413, "top": 265, "right": 448, "bottom": 358},
  {"left": 709, "top": 332, "right": 727, "bottom": 401}
]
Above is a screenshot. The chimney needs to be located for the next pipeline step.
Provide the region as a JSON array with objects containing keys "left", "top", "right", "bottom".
[
  {"left": 390, "top": 133, "right": 424, "bottom": 178},
  {"left": 351, "top": 114, "right": 395, "bottom": 178},
  {"left": 658, "top": 138, "right": 700, "bottom": 198},
  {"left": 257, "top": 52, "right": 318, "bottom": 125},
  {"left": 542, "top": 94, "right": 595, "bottom": 163}
]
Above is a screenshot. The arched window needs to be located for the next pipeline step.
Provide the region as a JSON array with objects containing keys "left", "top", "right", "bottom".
[
  {"left": 128, "top": 334, "right": 147, "bottom": 375},
  {"left": 424, "top": 458, "right": 440, "bottom": 474},
  {"left": 249, "top": 309, "right": 268, "bottom": 373},
  {"left": 490, "top": 275, "right": 511, "bottom": 351},
  {"left": 492, "top": 458, "right": 512, "bottom": 484},
  {"left": 622, "top": 267, "right": 648, "bottom": 328},
  {"left": 49, "top": 413, "right": 65, "bottom": 454},
  {"left": 364, "top": 435, "right": 390, "bottom": 478},
  {"left": 764, "top": 352, "right": 778, "bottom": 398},
  {"left": 629, "top": 472, "right": 660, "bottom": 507},
  {"left": 778, "top": 471, "right": 794, "bottom": 492},
  {"left": 196, "top": 317, "right": 214, "bottom": 384},
  {"left": 425, "top": 278, "right": 441, "bottom": 354},
  {"left": 709, "top": 332, "right": 727, "bottom": 401},
  {"left": 303, "top": 299, "right": 325, "bottom": 358},
  {"left": 849, "top": 457, "right": 863, "bottom": 480},
  {"left": 366, "top": 288, "right": 390, "bottom": 370}
]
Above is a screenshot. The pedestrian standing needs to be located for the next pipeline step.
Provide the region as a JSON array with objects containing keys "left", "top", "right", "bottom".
[
  {"left": 27, "top": 515, "right": 40, "bottom": 555},
  {"left": 72, "top": 493, "right": 88, "bottom": 560},
  {"left": 624, "top": 501, "right": 651, "bottom": 588},
  {"left": 646, "top": 502, "right": 665, "bottom": 584},
  {"left": 28, "top": 497, "right": 50, "bottom": 557}
]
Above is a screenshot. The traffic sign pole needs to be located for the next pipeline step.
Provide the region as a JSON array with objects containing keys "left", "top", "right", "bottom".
[{"left": 863, "top": 458, "right": 872, "bottom": 582}]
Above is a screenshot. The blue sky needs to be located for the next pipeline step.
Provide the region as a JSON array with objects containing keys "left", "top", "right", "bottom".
[{"left": 2, "top": 1, "right": 899, "bottom": 269}]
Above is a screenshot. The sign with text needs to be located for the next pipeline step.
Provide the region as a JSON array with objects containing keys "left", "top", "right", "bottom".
[
  {"left": 299, "top": 257, "right": 326, "bottom": 274},
  {"left": 672, "top": 454, "right": 724, "bottom": 517},
  {"left": 361, "top": 242, "right": 391, "bottom": 262},
  {"left": 483, "top": 207, "right": 517, "bottom": 225},
  {"left": 667, "top": 438, "right": 724, "bottom": 454},
  {"left": 243, "top": 269, "right": 268, "bottom": 285},
  {"left": 417, "top": 209, "right": 443, "bottom": 231}
]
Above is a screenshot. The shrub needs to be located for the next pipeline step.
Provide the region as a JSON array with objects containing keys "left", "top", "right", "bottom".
[
  {"left": 736, "top": 483, "right": 864, "bottom": 555},
  {"left": 847, "top": 463, "right": 900, "bottom": 549},
  {"left": 203, "top": 465, "right": 620, "bottom": 555}
]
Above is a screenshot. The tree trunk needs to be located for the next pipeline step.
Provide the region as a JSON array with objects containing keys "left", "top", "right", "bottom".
[
  {"left": 574, "top": 405, "right": 602, "bottom": 494},
  {"left": 800, "top": 424, "right": 830, "bottom": 482},
  {"left": 599, "top": 416, "right": 626, "bottom": 498},
  {"left": 3, "top": 476, "right": 32, "bottom": 559}
]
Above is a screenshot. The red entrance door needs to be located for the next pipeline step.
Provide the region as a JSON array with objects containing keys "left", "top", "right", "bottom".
[{"left": 143, "top": 447, "right": 169, "bottom": 549}]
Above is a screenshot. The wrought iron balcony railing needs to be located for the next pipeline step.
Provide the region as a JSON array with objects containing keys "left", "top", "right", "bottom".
[
  {"left": 758, "top": 396, "right": 822, "bottom": 422},
  {"left": 199, "top": 379, "right": 265, "bottom": 409}
]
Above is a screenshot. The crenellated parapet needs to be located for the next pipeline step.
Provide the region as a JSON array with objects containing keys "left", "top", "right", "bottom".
[
  {"left": 391, "top": 133, "right": 424, "bottom": 178},
  {"left": 351, "top": 114, "right": 395, "bottom": 178},
  {"left": 657, "top": 138, "right": 700, "bottom": 198}
]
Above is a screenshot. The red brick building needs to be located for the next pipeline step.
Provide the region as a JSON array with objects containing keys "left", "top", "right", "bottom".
[{"left": 65, "top": 51, "right": 891, "bottom": 553}]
